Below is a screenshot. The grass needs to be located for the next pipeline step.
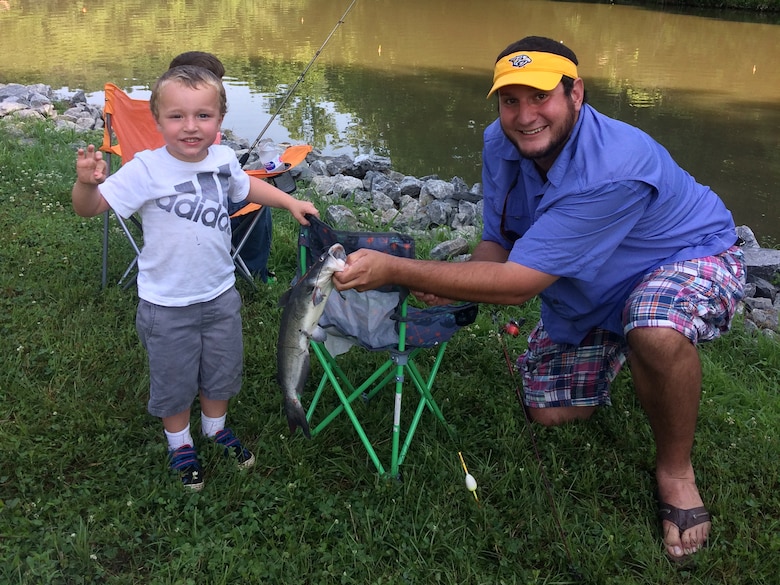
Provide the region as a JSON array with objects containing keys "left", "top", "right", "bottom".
[{"left": 1, "top": 118, "right": 779, "bottom": 584}]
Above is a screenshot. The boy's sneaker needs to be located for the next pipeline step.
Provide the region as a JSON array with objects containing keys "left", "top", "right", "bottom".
[
  {"left": 169, "top": 444, "right": 204, "bottom": 491},
  {"left": 213, "top": 428, "right": 256, "bottom": 468}
]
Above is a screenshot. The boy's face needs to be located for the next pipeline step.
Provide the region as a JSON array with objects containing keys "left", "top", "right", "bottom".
[{"left": 154, "top": 81, "right": 223, "bottom": 163}]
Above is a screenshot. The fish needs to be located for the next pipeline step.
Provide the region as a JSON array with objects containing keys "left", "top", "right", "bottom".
[{"left": 276, "top": 243, "right": 347, "bottom": 438}]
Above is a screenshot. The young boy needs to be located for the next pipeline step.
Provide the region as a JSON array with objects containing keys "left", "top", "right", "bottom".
[
  {"left": 168, "top": 51, "right": 276, "bottom": 283},
  {"left": 72, "top": 65, "right": 319, "bottom": 490}
]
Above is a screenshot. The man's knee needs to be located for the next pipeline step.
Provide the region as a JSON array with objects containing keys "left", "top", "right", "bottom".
[
  {"left": 526, "top": 405, "right": 597, "bottom": 427},
  {"left": 627, "top": 326, "right": 694, "bottom": 365}
]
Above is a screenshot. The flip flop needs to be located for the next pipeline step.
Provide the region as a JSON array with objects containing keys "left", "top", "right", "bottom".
[{"left": 658, "top": 501, "right": 711, "bottom": 561}]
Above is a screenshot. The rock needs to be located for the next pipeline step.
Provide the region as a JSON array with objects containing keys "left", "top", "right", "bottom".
[
  {"left": 325, "top": 205, "right": 360, "bottom": 230},
  {"left": 421, "top": 179, "right": 455, "bottom": 201},
  {"left": 743, "top": 247, "right": 780, "bottom": 282},
  {"left": 430, "top": 237, "right": 470, "bottom": 261},
  {"left": 748, "top": 276, "right": 777, "bottom": 301},
  {"left": 332, "top": 175, "right": 364, "bottom": 198},
  {"left": 0, "top": 101, "right": 28, "bottom": 116},
  {"left": 399, "top": 176, "right": 422, "bottom": 197}
]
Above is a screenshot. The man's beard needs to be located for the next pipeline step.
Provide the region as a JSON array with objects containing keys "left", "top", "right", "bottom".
[{"left": 510, "top": 101, "right": 577, "bottom": 164}]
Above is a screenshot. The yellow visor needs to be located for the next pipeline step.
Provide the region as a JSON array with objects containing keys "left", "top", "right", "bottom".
[{"left": 487, "top": 51, "right": 578, "bottom": 97}]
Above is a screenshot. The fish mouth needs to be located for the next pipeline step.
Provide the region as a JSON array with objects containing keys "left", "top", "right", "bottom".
[
  {"left": 329, "top": 243, "right": 347, "bottom": 266},
  {"left": 310, "top": 243, "right": 347, "bottom": 284}
]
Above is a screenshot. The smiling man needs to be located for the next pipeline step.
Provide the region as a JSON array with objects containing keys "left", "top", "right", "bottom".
[{"left": 333, "top": 36, "right": 746, "bottom": 561}]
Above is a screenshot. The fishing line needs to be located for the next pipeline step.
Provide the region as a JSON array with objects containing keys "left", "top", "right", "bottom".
[
  {"left": 239, "top": 0, "right": 359, "bottom": 168},
  {"left": 498, "top": 318, "right": 585, "bottom": 582}
]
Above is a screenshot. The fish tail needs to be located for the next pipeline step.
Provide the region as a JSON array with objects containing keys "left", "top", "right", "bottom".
[{"left": 284, "top": 396, "right": 312, "bottom": 439}]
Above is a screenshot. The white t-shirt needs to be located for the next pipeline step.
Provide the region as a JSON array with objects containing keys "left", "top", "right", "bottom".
[{"left": 100, "top": 145, "right": 250, "bottom": 306}]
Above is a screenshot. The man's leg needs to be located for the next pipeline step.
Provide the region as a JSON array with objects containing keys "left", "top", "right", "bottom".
[
  {"left": 526, "top": 405, "right": 596, "bottom": 426},
  {"left": 623, "top": 248, "right": 745, "bottom": 559},
  {"left": 627, "top": 326, "right": 710, "bottom": 559},
  {"left": 520, "top": 324, "right": 623, "bottom": 427},
  {"left": 243, "top": 209, "right": 273, "bottom": 281}
]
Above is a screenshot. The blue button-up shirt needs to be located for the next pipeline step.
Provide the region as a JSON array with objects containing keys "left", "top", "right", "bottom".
[{"left": 481, "top": 104, "right": 737, "bottom": 344}]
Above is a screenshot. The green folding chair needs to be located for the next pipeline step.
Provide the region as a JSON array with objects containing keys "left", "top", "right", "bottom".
[{"left": 297, "top": 216, "right": 478, "bottom": 479}]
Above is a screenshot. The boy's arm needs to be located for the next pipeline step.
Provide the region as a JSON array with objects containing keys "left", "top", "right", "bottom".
[
  {"left": 243, "top": 176, "right": 318, "bottom": 224},
  {"left": 72, "top": 144, "right": 111, "bottom": 217}
]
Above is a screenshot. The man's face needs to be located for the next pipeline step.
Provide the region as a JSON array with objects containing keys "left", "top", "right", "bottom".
[{"left": 497, "top": 79, "right": 583, "bottom": 172}]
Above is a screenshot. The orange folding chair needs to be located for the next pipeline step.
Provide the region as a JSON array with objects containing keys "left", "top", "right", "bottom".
[{"left": 98, "top": 83, "right": 310, "bottom": 289}]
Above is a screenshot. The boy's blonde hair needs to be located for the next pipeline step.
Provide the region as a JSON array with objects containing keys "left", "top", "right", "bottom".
[{"left": 149, "top": 65, "right": 227, "bottom": 120}]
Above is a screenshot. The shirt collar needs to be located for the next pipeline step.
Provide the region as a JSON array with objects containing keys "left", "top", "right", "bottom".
[{"left": 545, "top": 104, "right": 588, "bottom": 187}]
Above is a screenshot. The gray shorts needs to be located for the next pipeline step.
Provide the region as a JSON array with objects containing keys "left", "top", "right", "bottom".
[{"left": 136, "top": 287, "right": 243, "bottom": 418}]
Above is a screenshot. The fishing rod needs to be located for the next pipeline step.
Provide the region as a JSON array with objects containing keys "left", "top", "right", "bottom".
[
  {"left": 239, "top": 0, "right": 358, "bottom": 168},
  {"left": 498, "top": 317, "right": 585, "bottom": 583}
]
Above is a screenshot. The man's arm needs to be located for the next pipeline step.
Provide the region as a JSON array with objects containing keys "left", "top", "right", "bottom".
[
  {"left": 469, "top": 239, "right": 511, "bottom": 263},
  {"left": 332, "top": 245, "right": 557, "bottom": 306},
  {"left": 408, "top": 240, "right": 513, "bottom": 305}
]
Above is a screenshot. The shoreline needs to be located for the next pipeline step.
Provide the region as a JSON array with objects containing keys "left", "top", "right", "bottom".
[{"left": 2, "top": 81, "right": 779, "bottom": 338}]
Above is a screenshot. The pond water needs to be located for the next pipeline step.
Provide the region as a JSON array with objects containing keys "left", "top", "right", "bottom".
[{"left": 1, "top": 0, "right": 778, "bottom": 241}]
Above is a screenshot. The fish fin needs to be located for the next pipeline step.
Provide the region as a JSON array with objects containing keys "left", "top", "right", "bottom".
[
  {"left": 278, "top": 287, "right": 293, "bottom": 307},
  {"left": 311, "top": 285, "right": 326, "bottom": 307}
]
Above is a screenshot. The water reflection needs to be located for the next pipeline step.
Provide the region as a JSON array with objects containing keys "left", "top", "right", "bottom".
[{"left": 1, "top": 0, "right": 778, "bottom": 241}]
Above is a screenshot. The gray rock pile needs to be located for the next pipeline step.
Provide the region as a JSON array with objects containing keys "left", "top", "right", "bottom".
[
  {"left": 3, "top": 83, "right": 778, "bottom": 337},
  {"left": 736, "top": 226, "right": 780, "bottom": 339},
  {"left": 0, "top": 83, "right": 103, "bottom": 131},
  {"left": 222, "top": 134, "right": 483, "bottom": 237}
]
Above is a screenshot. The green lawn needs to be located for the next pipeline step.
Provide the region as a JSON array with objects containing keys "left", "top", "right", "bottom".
[{"left": 1, "top": 119, "right": 779, "bottom": 584}]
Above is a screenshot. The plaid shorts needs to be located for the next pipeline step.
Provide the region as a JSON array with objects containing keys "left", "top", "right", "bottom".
[
  {"left": 518, "top": 246, "right": 745, "bottom": 409},
  {"left": 623, "top": 246, "right": 746, "bottom": 342},
  {"left": 518, "top": 324, "right": 627, "bottom": 408}
]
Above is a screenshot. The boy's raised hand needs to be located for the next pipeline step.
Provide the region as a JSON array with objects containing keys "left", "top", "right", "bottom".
[{"left": 75, "top": 144, "right": 108, "bottom": 185}]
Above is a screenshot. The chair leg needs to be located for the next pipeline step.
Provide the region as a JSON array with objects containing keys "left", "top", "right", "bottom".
[
  {"left": 231, "top": 207, "right": 267, "bottom": 291},
  {"left": 101, "top": 210, "right": 110, "bottom": 289},
  {"left": 393, "top": 345, "right": 454, "bottom": 476},
  {"left": 115, "top": 213, "right": 142, "bottom": 289},
  {"left": 306, "top": 343, "right": 385, "bottom": 475},
  {"left": 307, "top": 342, "right": 453, "bottom": 478},
  {"left": 389, "top": 356, "right": 405, "bottom": 479}
]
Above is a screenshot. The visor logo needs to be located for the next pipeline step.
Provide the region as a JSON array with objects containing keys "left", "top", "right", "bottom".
[{"left": 508, "top": 54, "right": 532, "bottom": 68}]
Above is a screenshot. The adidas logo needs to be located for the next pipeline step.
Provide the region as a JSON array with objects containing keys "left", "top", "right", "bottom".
[{"left": 156, "top": 194, "right": 231, "bottom": 232}]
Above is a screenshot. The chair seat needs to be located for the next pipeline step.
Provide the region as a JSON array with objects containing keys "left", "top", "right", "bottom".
[
  {"left": 319, "top": 288, "right": 477, "bottom": 353},
  {"left": 245, "top": 144, "right": 312, "bottom": 179}
]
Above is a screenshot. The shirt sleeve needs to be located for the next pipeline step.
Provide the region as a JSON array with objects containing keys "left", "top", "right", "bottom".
[
  {"left": 480, "top": 150, "right": 509, "bottom": 247},
  {"left": 98, "top": 157, "right": 152, "bottom": 219},
  {"left": 480, "top": 145, "right": 536, "bottom": 250}
]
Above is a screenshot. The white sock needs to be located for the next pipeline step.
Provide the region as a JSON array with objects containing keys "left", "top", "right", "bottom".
[
  {"left": 165, "top": 424, "right": 193, "bottom": 452},
  {"left": 201, "top": 413, "right": 226, "bottom": 438}
]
